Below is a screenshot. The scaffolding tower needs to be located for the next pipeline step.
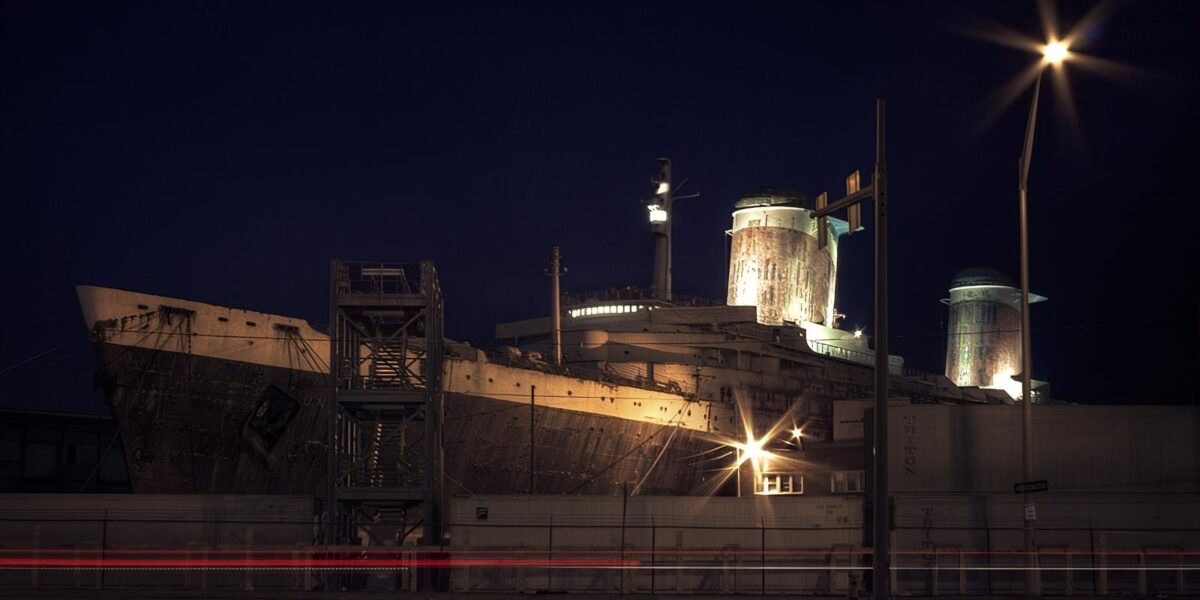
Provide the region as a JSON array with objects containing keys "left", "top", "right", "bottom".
[{"left": 325, "top": 260, "right": 444, "bottom": 551}]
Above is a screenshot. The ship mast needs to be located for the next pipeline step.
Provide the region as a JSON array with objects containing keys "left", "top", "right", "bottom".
[{"left": 648, "top": 158, "right": 672, "bottom": 302}]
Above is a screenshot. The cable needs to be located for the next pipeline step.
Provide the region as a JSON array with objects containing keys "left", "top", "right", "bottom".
[
  {"left": 0, "top": 341, "right": 72, "bottom": 377},
  {"left": 77, "top": 427, "right": 121, "bottom": 493},
  {"left": 565, "top": 394, "right": 697, "bottom": 494},
  {"left": 629, "top": 423, "right": 680, "bottom": 496}
]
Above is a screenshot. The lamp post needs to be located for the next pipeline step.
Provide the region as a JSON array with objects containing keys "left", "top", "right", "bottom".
[{"left": 1018, "top": 38, "right": 1070, "bottom": 597}]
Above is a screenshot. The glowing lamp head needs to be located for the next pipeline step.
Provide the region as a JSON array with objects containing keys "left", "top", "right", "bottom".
[
  {"left": 731, "top": 434, "right": 775, "bottom": 472},
  {"left": 853, "top": 329, "right": 863, "bottom": 339},
  {"left": 1042, "top": 40, "right": 1070, "bottom": 65},
  {"left": 790, "top": 427, "right": 803, "bottom": 440},
  {"left": 742, "top": 437, "right": 766, "bottom": 461},
  {"left": 648, "top": 205, "right": 668, "bottom": 223},
  {"left": 655, "top": 181, "right": 670, "bottom": 196}
]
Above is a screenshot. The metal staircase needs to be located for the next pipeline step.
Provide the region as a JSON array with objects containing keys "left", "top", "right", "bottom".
[{"left": 325, "top": 260, "right": 445, "bottom": 563}]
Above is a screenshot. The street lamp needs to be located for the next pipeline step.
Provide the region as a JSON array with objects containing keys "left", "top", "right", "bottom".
[
  {"left": 1017, "top": 35, "right": 1072, "bottom": 597},
  {"left": 1041, "top": 40, "right": 1071, "bottom": 66}
]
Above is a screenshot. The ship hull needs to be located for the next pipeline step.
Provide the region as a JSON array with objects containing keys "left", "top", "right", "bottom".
[
  {"left": 94, "top": 341, "right": 328, "bottom": 495},
  {"left": 94, "top": 342, "right": 720, "bottom": 496}
]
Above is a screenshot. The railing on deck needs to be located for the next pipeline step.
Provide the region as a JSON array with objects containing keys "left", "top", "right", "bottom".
[
  {"left": 563, "top": 286, "right": 719, "bottom": 308},
  {"left": 806, "top": 338, "right": 945, "bottom": 383},
  {"left": 474, "top": 346, "right": 688, "bottom": 398},
  {"left": 807, "top": 338, "right": 876, "bottom": 366},
  {"left": 334, "top": 261, "right": 429, "bottom": 296}
]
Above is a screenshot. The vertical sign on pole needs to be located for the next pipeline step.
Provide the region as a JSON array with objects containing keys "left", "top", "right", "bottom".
[{"left": 846, "top": 171, "right": 862, "bottom": 234}]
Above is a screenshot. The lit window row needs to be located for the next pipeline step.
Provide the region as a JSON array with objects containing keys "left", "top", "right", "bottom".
[
  {"left": 568, "top": 304, "right": 646, "bottom": 318},
  {"left": 756, "top": 473, "right": 802, "bottom": 495}
]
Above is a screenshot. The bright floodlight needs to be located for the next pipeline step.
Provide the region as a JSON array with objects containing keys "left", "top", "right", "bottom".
[
  {"left": 791, "top": 427, "right": 803, "bottom": 440},
  {"left": 648, "top": 205, "right": 668, "bottom": 223},
  {"left": 1042, "top": 40, "right": 1070, "bottom": 65},
  {"left": 742, "top": 437, "right": 766, "bottom": 461}
]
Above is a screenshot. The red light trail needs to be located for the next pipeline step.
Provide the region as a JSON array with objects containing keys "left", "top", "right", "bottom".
[{"left": 0, "top": 548, "right": 1196, "bottom": 571}]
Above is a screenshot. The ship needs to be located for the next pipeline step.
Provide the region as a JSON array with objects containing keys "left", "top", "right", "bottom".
[{"left": 78, "top": 186, "right": 1018, "bottom": 500}]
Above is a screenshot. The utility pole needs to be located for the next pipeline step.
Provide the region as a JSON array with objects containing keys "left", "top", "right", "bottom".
[
  {"left": 530, "top": 384, "right": 536, "bottom": 494},
  {"left": 872, "top": 99, "right": 890, "bottom": 600},
  {"left": 812, "top": 99, "right": 888, "bottom": 598},
  {"left": 548, "top": 247, "right": 564, "bottom": 367}
]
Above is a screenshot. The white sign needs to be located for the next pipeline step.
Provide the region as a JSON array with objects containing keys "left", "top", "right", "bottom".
[{"left": 1024, "top": 503, "right": 1037, "bottom": 522}]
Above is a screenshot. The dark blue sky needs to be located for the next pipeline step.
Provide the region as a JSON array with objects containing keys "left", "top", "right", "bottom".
[{"left": 2, "top": 1, "right": 1197, "bottom": 413}]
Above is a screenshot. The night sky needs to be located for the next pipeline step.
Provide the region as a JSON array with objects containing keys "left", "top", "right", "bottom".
[{"left": 2, "top": 1, "right": 1197, "bottom": 414}]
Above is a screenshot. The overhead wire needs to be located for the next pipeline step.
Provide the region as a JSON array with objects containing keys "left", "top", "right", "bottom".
[
  {"left": 565, "top": 392, "right": 699, "bottom": 494},
  {"left": 0, "top": 340, "right": 73, "bottom": 377}
]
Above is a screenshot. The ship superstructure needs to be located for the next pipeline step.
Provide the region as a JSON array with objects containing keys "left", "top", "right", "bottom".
[
  {"left": 726, "top": 189, "right": 848, "bottom": 327},
  {"left": 942, "top": 267, "right": 1048, "bottom": 400}
]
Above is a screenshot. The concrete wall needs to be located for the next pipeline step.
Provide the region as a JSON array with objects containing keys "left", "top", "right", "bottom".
[
  {"left": 891, "top": 493, "right": 1200, "bottom": 595},
  {"left": 0, "top": 494, "right": 315, "bottom": 592},
  {"left": 448, "top": 493, "right": 1200, "bottom": 596},
  {"left": 449, "top": 494, "right": 861, "bottom": 594},
  {"left": 1, "top": 491, "right": 1195, "bottom": 596},
  {"left": 889, "top": 405, "right": 1200, "bottom": 494}
]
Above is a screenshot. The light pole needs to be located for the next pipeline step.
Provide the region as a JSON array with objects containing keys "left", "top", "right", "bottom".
[{"left": 1017, "top": 38, "right": 1070, "bottom": 597}]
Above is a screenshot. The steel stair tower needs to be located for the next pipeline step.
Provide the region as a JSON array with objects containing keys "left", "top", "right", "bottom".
[{"left": 325, "top": 260, "right": 445, "bottom": 558}]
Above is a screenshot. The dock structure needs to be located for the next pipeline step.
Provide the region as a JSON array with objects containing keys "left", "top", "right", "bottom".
[{"left": 326, "top": 261, "right": 446, "bottom": 551}]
